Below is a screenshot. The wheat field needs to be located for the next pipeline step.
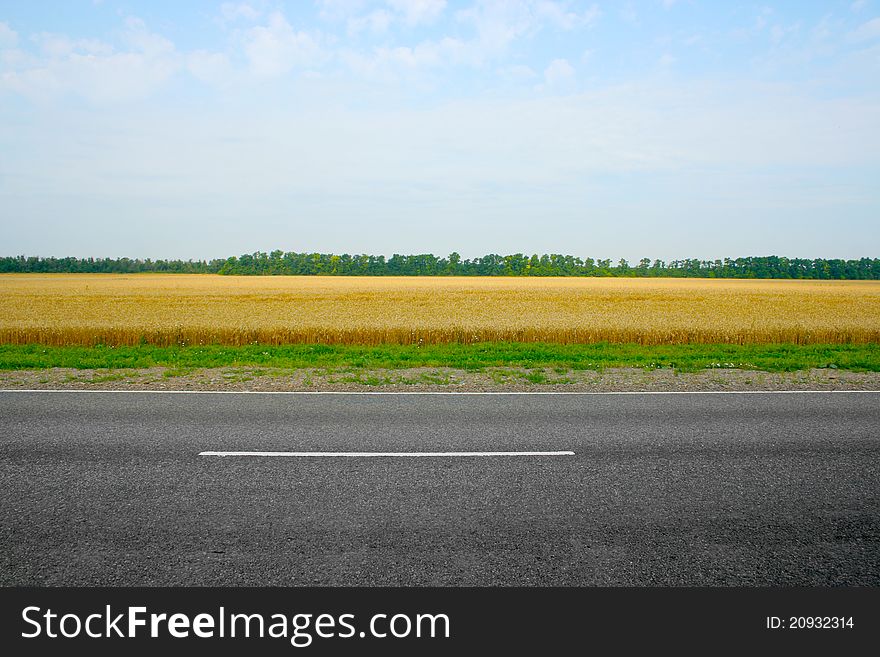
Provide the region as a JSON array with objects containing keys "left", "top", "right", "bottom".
[{"left": 1, "top": 274, "right": 878, "bottom": 347}]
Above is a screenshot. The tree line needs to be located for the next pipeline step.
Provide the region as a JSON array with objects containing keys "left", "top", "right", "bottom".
[{"left": 2, "top": 253, "right": 879, "bottom": 279}]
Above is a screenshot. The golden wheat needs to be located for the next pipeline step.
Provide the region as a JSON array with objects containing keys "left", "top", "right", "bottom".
[{"left": 1, "top": 274, "right": 878, "bottom": 346}]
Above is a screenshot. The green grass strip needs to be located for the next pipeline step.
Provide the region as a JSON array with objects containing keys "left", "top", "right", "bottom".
[{"left": 0, "top": 342, "right": 878, "bottom": 372}]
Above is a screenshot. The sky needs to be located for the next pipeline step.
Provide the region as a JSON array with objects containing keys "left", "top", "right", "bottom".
[{"left": 0, "top": 1, "right": 878, "bottom": 262}]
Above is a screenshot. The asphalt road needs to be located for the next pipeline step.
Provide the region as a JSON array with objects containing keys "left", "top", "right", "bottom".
[{"left": 1, "top": 391, "right": 878, "bottom": 586}]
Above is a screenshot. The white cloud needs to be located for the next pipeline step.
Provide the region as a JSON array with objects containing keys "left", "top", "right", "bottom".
[
  {"left": 386, "top": 0, "right": 447, "bottom": 26},
  {"left": 241, "top": 11, "right": 323, "bottom": 77},
  {"left": 850, "top": 0, "right": 868, "bottom": 12},
  {"left": 316, "top": 0, "right": 368, "bottom": 22},
  {"left": 187, "top": 50, "right": 233, "bottom": 85},
  {"left": 810, "top": 14, "right": 836, "bottom": 42},
  {"left": 0, "top": 21, "right": 18, "bottom": 49},
  {"left": 220, "top": 2, "right": 261, "bottom": 23},
  {"left": 544, "top": 57, "right": 574, "bottom": 81},
  {"left": 455, "top": 1, "right": 538, "bottom": 58},
  {"left": 848, "top": 17, "right": 880, "bottom": 41},
  {"left": 31, "top": 32, "right": 113, "bottom": 57},
  {"left": 658, "top": 52, "right": 676, "bottom": 68},
  {"left": 323, "top": 0, "right": 602, "bottom": 79},
  {"left": 536, "top": 1, "right": 601, "bottom": 30},
  {"left": 321, "top": 0, "right": 444, "bottom": 35},
  {"left": 1, "top": 18, "right": 179, "bottom": 102},
  {"left": 0, "top": 47, "right": 27, "bottom": 70},
  {"left": 661, "top": 0, "right": 678, "bottom": 9},
  {"left": 340, "top": 36, "right": 467, "bottom": 80},
  {"left": 121, "top": 17, "right": 175, "bottom": 56},
  {"left": 503, "top": 63, "right": 537, "bottom": 79},
  {"left": 581, "top": 3, "right": 602, "bottom": 27},
  {"left": 770, "top": 22, "right": 800, "bottom": 44},
  {"left": 3, "top": 52, "right": 179, "bottom": 103},
  {"left": 755, "top": 7, "right": 772, "bottom": 32},
  {"left": 456, "top": 0, "right": 600, "bottom": 55},
  {"left": 541, "top": 57, "right": 575, "bottom": 90},
  {"left": 339, "top": 1, "right": 599, "bottom": 74},
  {"left": 346, "top": 9, "right": 394, "bottom": 35},
  {"left": 619, "top": 3, "right": 638, "bottom": 25}
]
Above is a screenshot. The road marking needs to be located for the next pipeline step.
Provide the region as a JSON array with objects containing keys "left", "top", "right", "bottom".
[
  {"left": 199, "top": 450, "right": 575, "bottom": 458},
  {"left": 2, "top": 389, "right": 878, "bottom": 396}
]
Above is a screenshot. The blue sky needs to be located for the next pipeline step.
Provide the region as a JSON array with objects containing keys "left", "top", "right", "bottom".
[{"left": 1, "top": 1, "right": 878, "bottom": 261}]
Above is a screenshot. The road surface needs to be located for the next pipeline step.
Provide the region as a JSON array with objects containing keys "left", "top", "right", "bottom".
[{"left": 1, "top": 390, "right": 878, "bottom": 585}]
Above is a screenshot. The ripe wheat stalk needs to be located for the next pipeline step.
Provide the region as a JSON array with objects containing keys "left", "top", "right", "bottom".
[{"left": 1, "top": 274, "right": 878, "bottom": 347}]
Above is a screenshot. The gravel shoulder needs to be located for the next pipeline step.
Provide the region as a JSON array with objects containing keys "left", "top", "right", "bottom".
[{"left": 1, "top": 366, "right": 878, "bottom": 392}]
